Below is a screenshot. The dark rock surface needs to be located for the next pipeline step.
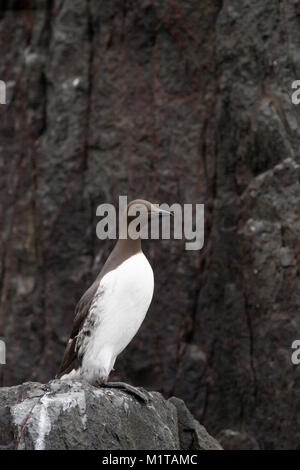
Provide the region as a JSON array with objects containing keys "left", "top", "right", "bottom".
[
  {"left": 0, "top": 0, "right": 299, "bottom": 450},
  {"left": 217, "top": 429, "right": 259, "bottom": 451},
  {"left": 0, "top": 380, "right": 222, "bottom": 450}
]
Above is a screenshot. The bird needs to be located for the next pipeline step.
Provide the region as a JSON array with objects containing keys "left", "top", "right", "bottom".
[{"left": 56, "top": 199, "right": 172, "bottom": 402}]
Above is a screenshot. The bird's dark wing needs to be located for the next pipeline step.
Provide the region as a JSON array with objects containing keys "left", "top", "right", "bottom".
[{"left": 55, "top": 278, "right": 101, "bottom": 379}]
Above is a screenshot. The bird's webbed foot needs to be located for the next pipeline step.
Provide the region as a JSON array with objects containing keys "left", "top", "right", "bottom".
[{"left": 100, "top": 381, "right": 150, "bottom": 404}]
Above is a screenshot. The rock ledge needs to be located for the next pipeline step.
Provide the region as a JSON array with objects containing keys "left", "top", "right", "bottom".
[{"left": 0, "top": 380, "right": 222, "bottom": 450}]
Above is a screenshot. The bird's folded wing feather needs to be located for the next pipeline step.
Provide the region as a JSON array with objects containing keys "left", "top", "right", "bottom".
[{"left": 55, "top": 279, "right": 101, "bottom": 378}]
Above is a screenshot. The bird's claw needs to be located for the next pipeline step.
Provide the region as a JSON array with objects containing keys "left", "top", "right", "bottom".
[{"left": 100, "top": 381, "right": 150, "bottom": 404}]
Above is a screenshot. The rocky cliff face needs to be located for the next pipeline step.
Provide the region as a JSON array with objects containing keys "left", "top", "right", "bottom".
[
  {"left": 0, "top": 0, "right": 299, "bottom": 450},
  {"left": 0, "top": 380, "right": 221, "bottom": 450}
]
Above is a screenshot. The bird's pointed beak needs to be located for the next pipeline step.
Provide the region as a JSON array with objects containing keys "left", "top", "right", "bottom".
[
  {"left": 150, "top": 207, "right": 173, "bottom": 217},
  {"left": 158, "top": 208, "right": 173, "bottom": 217}
]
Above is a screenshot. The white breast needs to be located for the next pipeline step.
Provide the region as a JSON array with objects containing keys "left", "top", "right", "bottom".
[{"left": 78, "top": 252, "right": 154, "bottom": 383}]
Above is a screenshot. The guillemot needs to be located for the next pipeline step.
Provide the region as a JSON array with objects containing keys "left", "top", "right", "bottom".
[{"left": 56, "top": 199, "right": 172, "bottom": 402}]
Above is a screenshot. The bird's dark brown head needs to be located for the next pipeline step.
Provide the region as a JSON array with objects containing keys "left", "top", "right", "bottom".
[{"left": 119, "top": 199, "right": 172, "bottom": 240}]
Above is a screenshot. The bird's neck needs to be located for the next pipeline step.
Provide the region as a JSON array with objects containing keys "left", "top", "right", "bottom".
[
  {"left": 114, "top": 237, "right": 142, "bottom": 258},
  {"left": 116, "top": 216, "right": 143, "bottom": 256}
]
